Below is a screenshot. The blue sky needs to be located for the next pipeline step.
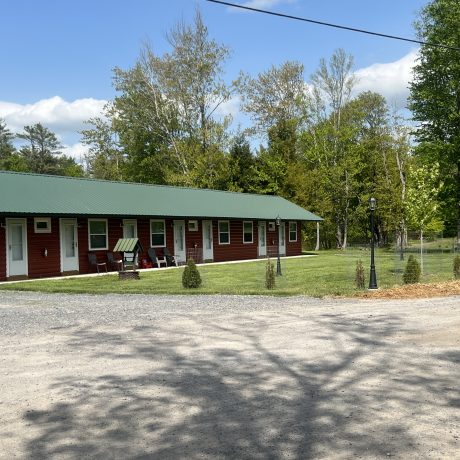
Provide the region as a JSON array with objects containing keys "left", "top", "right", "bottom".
[{"left": 0, "top": 0, "right": 427, "bottom": 159}]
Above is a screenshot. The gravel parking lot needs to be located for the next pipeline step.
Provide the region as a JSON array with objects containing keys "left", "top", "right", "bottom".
[{"left": 0, "top": 291, "right": 459, "bottom": 459}]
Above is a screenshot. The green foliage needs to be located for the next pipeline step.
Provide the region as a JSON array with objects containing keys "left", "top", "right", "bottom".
[
  {"left": 0, "top": 119, "right": 15, "bottom": 161},
  {"left": 403, "top": 255, "right": 421, "bottom": 284},
  {"left": 265, "top": 258, "right": 276, "bottom": 289},
  {"left": 237, "top": 61, "right": 308, "bottom": 134},
  {"left": 182, "top": 258, "right": 202, "bottom": 289},
  {"left": 355, "top": 259, "right": 365, "bottom": 289},
  {"left": 227, "top": 134, "right": 256, "bottom": 192},
  {"left": 454, "top": 255, "right": 460, "bottom": 279},
  {"left": 81, "top": 117, "right": 124, "bottom": 180},
  {"left": 409, "top": 0, "right": 460, "bottom": 238}
]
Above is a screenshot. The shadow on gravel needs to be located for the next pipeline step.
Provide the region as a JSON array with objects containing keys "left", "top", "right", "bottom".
[{"left": 23, "top": 312, "right": 460, "bottom": 459}]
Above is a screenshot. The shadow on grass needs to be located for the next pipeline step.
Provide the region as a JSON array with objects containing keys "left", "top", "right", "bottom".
[{"left": 23, "top": 312, "right": 459, "bottom": 459}]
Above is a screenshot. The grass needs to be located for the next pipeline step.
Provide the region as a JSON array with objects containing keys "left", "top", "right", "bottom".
[{"left": 0, "top": 249, "right": 457, "bottom": 297}]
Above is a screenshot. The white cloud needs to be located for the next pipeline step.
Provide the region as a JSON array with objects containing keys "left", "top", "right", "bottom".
[
  {"left": 0, "top": 96, "right": 107, "bottom": 134},
  {"left": 353, "top": 49, "right": 418, "bottom": 108},
  {"left": 214, "top": 95, "right": 241, "bottom": 119},
  {"left": 228, "top": 0, "right": 296, "bottom": 12},
  {"left": 61, "top": 142, "right": 88, "bottom": 162}
]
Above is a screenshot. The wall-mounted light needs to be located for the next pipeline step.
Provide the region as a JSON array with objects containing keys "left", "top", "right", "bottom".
[{"left": 43, "top": 248, "right": 48, "bottom": 257}]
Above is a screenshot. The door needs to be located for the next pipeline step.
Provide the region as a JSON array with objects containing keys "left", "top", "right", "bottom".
[
  {"left": 123, "top": 219, "right": 137, "bottom": 238},
  {"left": 173, "top": 220, "right": 186, "bottom": 264},
  {"left": 202, "top": 220, "right": 213, "bottom": 261},
  {"left": 258, "top": 222, "right": 267, "bottom": 257},
  {"left": 279, "top": 222, "right": 286, "bottom": 256},
  {"left": 6, "top": 219, "right": 28, "bottom": 277},
  {"left": 60, "top": 219, "right": 79, "bottom": 272}
]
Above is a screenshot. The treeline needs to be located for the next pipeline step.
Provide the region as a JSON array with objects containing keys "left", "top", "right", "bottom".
[
  {"left": 0, "top": 121, "right": 83, "bottom": 177},
  {"left": 1, "top": 2, "right": 458, "bottom": 247}
]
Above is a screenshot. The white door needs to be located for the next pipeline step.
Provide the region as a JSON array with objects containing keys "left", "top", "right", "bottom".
[
  {"left": 258, "top": 222, "right": 267, "bottom": 257},
  {"left": 123, "top": 219, "right": 137, "bottom": 238},
  {"left": 173, "top": 220, "right": 186, "bottom": 264},
  {"left": 6, "top": 219, "right": 28, "bottom": 277},
  {"left": 202, "top": 220, "right": 213, "bottom": 261},
  {"left": 60, "top": 219, "right": 79, "bottom": 272},
  {"left": 279, "top": 222, "right": 286, "bottom": 256}
]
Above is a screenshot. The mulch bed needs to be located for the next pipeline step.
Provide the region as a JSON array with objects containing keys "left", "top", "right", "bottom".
[{"left": 359, "top": 280, "right": 460, "bottom": 299}]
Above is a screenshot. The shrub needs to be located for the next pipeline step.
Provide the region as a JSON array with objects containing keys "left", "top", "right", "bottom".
[
  {"left": 403, "top": 255, "right": 421, "bottom": 284},
  {"left": 265, "top": 258, "right": 275, "bottom": 289},
  {"left": 454, "top": 255, "right": 460, "bottom": 279},
  {"left": 182, "top": 258, "right": 202, "bottom": 288},
  {"left": 355, "top": 259, "right": 365, "bottom": 289}
]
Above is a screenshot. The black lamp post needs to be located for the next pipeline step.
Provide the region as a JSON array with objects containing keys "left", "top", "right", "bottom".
[
  {"left": 368, "top": 197, "right": 378, "bottom": 290},
  {"left": 276, "top": 215, "right": 282, "bottom": 276}
]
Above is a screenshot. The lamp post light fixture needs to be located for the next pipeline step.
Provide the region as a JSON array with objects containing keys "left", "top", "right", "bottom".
[
  {"left": 276, "top": 215, "right": 282, "bottom": 276},
  {"left": 368, "top": 197, "right": 378, "bottom": 290}
]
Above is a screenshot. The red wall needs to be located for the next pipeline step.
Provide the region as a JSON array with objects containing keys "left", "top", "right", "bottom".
[
  {"left": 27, "top": 217, "right": 61, "bottom": 279},
  {"left": 0, "top": 216, "right": 304, "bottom": 281},
  {"left": 0, "top": 219, "right": 6, "bottom": 281},
  {"left": 213, "top": 220, "right": 258, "bottom": 262}
]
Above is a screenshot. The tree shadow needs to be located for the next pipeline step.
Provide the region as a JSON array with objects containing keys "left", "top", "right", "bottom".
[{"left": 24, "top": 311, "right": 460, "bottom": 459}]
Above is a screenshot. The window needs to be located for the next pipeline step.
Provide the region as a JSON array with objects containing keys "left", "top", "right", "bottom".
[
  {"left": 243, "top": 221, "right": 253, "bottom": 244},
  {"left": 268, "top": 221, "right": 275, "bottom": 232},
  {"left": 88, "top": 219, "right": 108, "bottom": 250},
  {"left": 150, "top": 220, "right": 165, "bottom": 247},
  {"left": 123, "top": 219, "right": 137, "bottom": 239},
  {"left": 289, "top": 221, "right": 297, "bottom": 242},
  {"left": 34, "top": 217, "right": 51, "bottom": 233},
  {"left": 188, "top": 220, "right": 198, "bottom": 231},
  {"left": 218, "top": 221, "right": 230, "bottom": 245}
]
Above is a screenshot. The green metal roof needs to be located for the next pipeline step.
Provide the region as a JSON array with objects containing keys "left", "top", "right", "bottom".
[
  {"left": 113, "top": 238, "right": 143, "bottom": 252},
  {"left": 0, "top": 171, "right": 322, "bottom": 221}
]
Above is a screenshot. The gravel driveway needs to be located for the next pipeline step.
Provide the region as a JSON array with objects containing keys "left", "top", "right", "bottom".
[{"left": 0, "top": 292, "right": 459, "bottom": 459}]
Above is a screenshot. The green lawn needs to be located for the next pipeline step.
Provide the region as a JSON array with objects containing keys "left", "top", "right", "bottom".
[{"left": 0, "top": 250, "right": 456, "bottom": 297}]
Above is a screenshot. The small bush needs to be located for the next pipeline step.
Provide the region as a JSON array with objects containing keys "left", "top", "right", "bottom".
[
  {"left": 182, "top": 258, "right": 202, "bottom": 288},
  {"left": 355, "top": 259, "right": 365, "bottom": 289},
  {"left": 403, "top": 255, "right": 421, "bottom": 284},
  {"left": 454, "top": 255, "right": 460, "bottom": 279},
  {"left": 265, "top": 258, "right": 275, "bottom": 289}
]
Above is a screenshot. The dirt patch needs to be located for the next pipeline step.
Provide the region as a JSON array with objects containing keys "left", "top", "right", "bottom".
[{"left": 359, "top": 280, "right": 460, "bottom": 299}]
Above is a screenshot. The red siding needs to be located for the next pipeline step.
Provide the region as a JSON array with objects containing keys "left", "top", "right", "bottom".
[
  {"left": 0, "top": 220, "right": 6, "bottom": 281},
  {"left": 213, "top": 220, "right": 258, "bottom": 262},
  {"left": 27, "top": 217, "right": 61, "bottom": 279},
  {"left": 1, "top": 216, "right": 304, "bottom": 281},
  {"left": 286, "top": 221, "right": 302, "bottom": 256}
]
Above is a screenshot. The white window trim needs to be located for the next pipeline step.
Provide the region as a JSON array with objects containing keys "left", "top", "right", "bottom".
[
  {"left": 123, "top": 219, "right": 138, "bottom": 238},
  {"left": 150, "top": 219, "right": 166, "bottom": 248},
  {"left": 188, "top": 220, "right": 198, "bottom": 231},
  {"left": 218, "top": 220, "right": 230, "bottom": 245},
  {"left": 243, "top": 221, "right": 253, "bottom": 244},
  {"left": 88, "top": 218, "right": 108, "bottom": 250},
  {"left": 289, "top": 221, "right": 298, "bottom": 242},
  {"left": 34, "top": 217, "right": 51, "bottom": 233}
]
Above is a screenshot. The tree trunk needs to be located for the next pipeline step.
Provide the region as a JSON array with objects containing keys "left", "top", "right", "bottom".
[
  {"left": 315, "top": 222, "right": 320, "bottom": 251},
  {"left": 420, "top": 229, "right": 424, "bottom": 276}
]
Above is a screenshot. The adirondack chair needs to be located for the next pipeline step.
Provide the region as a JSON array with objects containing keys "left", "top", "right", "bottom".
[
  {"left": 148, "top": 248, "right": 167, "bottom": 268},
  {"left": 88, "top": 253, "right": 107, "bottom": 273}
]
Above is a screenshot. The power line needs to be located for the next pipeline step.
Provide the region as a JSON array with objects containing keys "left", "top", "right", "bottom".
[{"left": 206, "top": 0, "right": 460, "bottom": 52}]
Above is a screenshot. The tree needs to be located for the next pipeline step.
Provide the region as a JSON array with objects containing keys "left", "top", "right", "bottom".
[
  {"left": 81, "top": 116, "right": 124, "bottom": 180},
  {"left": 0, "top": 119, "right": 15, "bottom": 161},
  {"left": 237, "top": 61, "right": 308, "bottom": 134},
  {"left": 406, "top": 161, "right": 444, "bottom": 274},
  {"left": 86, "top": 8, "right": 232, "bottom": 188},
  {"left": 308, "top": 49, "right": 357, "bottom": 248},
  {"left": 227, "top": 134, "right": 256, "bottom": 192},
  {"left": 17, "top": 123, "right": 63, "bottom": 174},
  {"left": 408, "top": 0, "right": 460, "bottom": 244}
]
